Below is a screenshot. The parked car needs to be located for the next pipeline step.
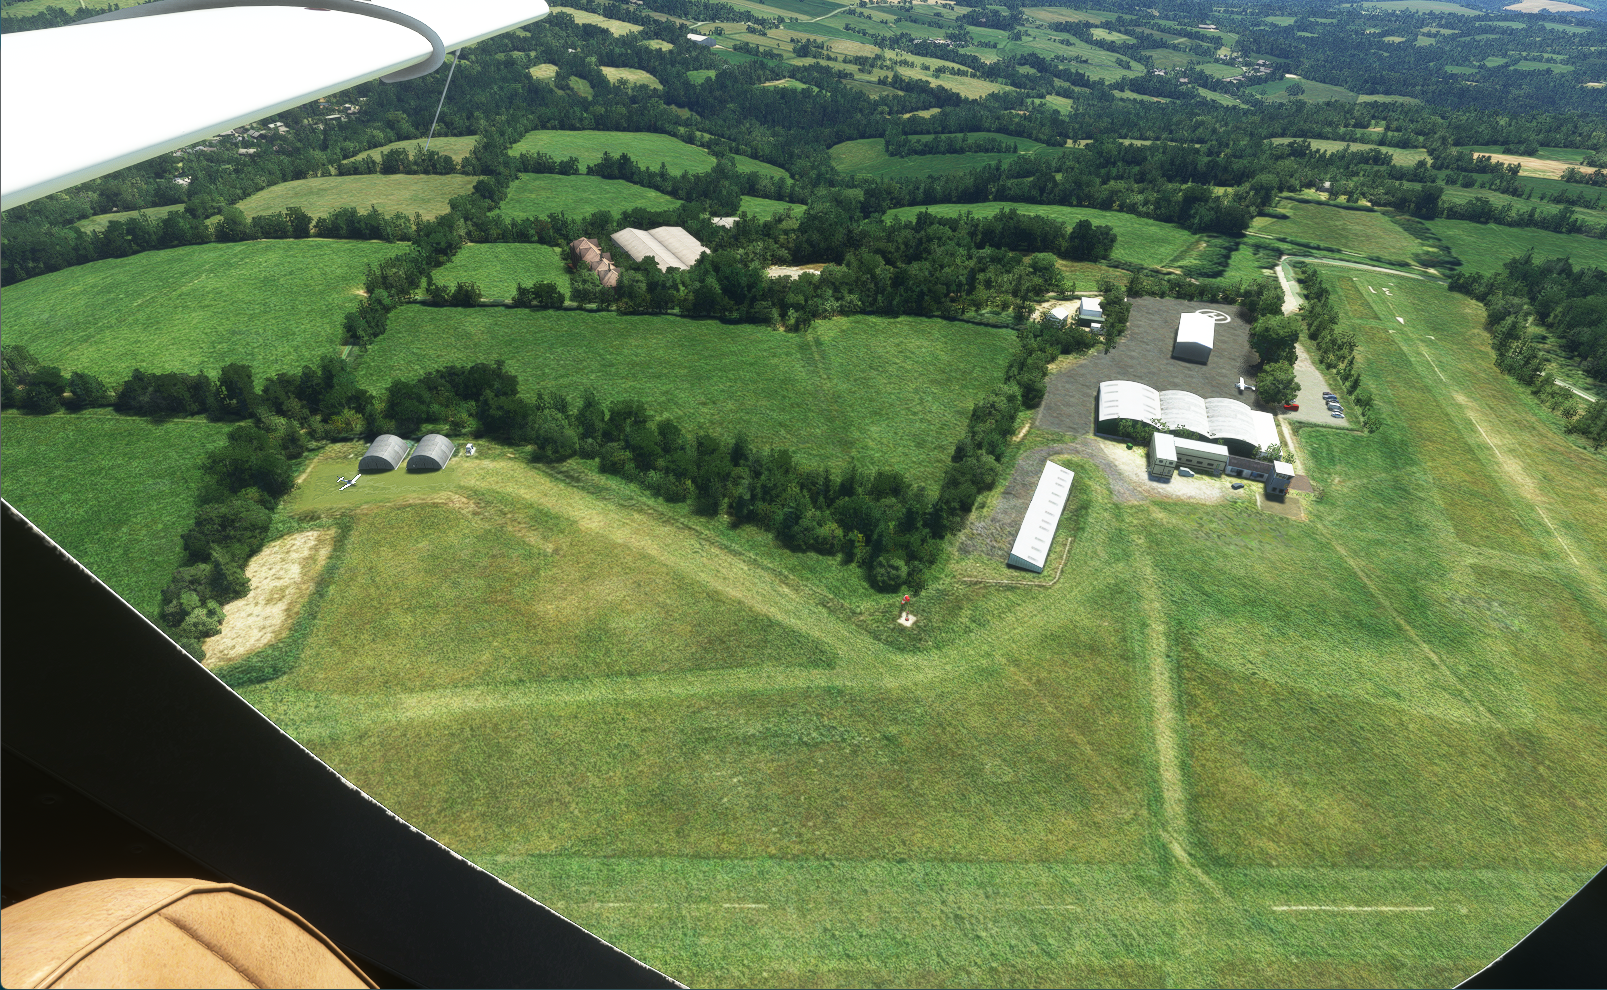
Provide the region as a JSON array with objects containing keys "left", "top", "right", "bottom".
[
  {"left": 1332, "top": 411, "right": 1346, "bottom": 419},
  {"left": 1178, "top": 467, "right": 1195, "bottom": 477},
  {"left": 1283, "top": 403, "right": 1299, "bottom": 410},
  {"left": 1231, "top": 482, "right": 1245, "bottom": 490}
]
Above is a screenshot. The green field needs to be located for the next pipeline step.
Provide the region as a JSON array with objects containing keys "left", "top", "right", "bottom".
[
  {"left": 499, "top": 174, "right": 682, "bottom": 218},
  {"left": 74, "top": 204, "right": 186, "bottom": 234},
  {"left": 231, "top": 270, "right": 1606, "bottom": 987},
  {"left": 342, "top": 136, "right": 480, "bottom": 164},
  {"left": 427, "top": 244, "right": 571, "bottom": 301},
  {"left": 829, "top": 135, "right": 1052, "bottom": 180},
  {"left": 235, "top": 175, "right": 478, "bottom": 220},
  {"left": 885, "top": 202, "right": 1199, "bottom": 268},
  {"left": 549, "top": 6, "right": 641, "bottom": 33},
  {"left": 1251, "top": 77, "right": 1362, "bottom": 103},
  {"left": 600, "top": 66, "right": 662, "bottom": 88},
  {"left": 0, "top": 240, "right": 398, "bottom": 381},
  {"left": 1254, "top": 200, "right": 1422, "bottom": 259},
  {"left": 1273, "top": 137, "right": 1429, "bottom": 166},
  {"left": 1427, "top": 218, "right": 1607, "bottom": 273},
  {"left": 355, "top": 310, "right": 1013, "bottom": 489},
  {"left": 0, "top": 411, "right": 232, "bottom": 621},
  {"left": 506, "top": 130, "right": 787, "bottom": 178},
  {"left": 737, "top": 196, "right": 795, "bottom": 219}
]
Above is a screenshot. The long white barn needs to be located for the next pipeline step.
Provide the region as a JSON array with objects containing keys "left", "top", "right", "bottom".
[
  {"left": 1007, "top": 461, "right": 1075, "bottom": 573},
  {"left": 610, "top": 226, "right": 709, "bottom": 271},
  {"left": 1097, "top": 380, "right": 1277, "bottom": 454}
]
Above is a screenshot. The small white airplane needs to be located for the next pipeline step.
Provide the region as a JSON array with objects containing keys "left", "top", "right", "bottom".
[
  {"left": 1237, "top": 377, "right": 1256, "bottom": 393},
  {"left": 340, "top": 474, "right": 362, "bottom": 491}
]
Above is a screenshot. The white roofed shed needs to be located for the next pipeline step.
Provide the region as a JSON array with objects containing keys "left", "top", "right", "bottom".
[
  {"left": 1172, "top": 311, "right": 1215, "bottom": 363},
  {"left": 1007, "top": 461, "right": 1075, "bottom": 573}
]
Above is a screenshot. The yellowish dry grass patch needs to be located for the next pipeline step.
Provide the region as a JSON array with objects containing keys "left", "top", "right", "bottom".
[{"left": 205, "top": 528, "right": 336, "bottom": 666}]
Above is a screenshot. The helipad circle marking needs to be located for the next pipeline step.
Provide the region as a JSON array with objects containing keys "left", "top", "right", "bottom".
[{"left": 1193, "top": 309, "right": 1232, "bottom": 323}]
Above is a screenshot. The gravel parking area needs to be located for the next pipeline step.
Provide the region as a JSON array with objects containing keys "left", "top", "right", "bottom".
[
  {"left": 958, "top": 435, "right": 1254, "bottom": 560},
  {"left": 1284, "top": 343, "right": 1356, "bottom": 430},
  {"left": 1037, "top": 297, "right": 1265, "bottom": 436}
]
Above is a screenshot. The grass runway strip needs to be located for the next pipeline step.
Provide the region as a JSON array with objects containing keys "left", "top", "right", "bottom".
[{"left": 1273, "top": 905, "right": 1436, "bottom": 912}]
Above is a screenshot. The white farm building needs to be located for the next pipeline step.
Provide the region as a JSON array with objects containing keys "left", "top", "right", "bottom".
[
  {"left": 610, "top": 226, "right": 709, "bottom": 271},
  {"left": 1097, "top": 380, "right": 1278, "bottom": 457},
  {"left": 1172, "top": 311, "right": 1216, "bottom": 363},
  {"left": 1078, "top": 297, "right": 1103, "bottom": 325},
  {"left": 1007, "top": 460, "right": 1075, "bottom": 573}
]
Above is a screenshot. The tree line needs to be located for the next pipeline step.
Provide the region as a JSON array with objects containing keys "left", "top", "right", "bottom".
[{"left": 1449, "top": 253, "right": 1607, "bottom": 449}]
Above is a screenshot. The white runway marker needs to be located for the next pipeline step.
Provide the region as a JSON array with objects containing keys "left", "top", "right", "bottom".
[
  {"left": 1397, "top": 317, "right": 1406, "bottom": 324},
  {"left": 1273, "top": 906, "right": 1434, "bottom": 912}
]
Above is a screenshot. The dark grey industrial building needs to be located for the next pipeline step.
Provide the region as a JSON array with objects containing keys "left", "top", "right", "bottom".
[
  {"left": 359, "top": 434, "right": 409, "bottom": 472},
  {"left": 408, "top": 434, "right": 455, "bottom": 471}
]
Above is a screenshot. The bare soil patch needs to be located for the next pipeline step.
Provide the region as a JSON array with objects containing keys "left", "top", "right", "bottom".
[
  {"left": 765, "top": 263, "right": 828, "bottom": 278},
  {"left": 203, "top": 528, "right": 336, "bottom": 666}
]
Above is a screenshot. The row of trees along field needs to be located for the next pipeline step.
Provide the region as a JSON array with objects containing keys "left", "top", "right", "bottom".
[
  {"left": 0, "top": 323, "right": 1048, "bottom": 597},
  {"left": 1450, "top": 254, "right": 1607, "bottom": 448}
]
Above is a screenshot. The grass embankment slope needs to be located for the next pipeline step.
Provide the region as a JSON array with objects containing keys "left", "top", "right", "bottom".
[
  {"left": 428, "top": 244, "right": 570, "bottom": 300},
  {"left": 0, "top": 412, "right": 232, "bottom": 621},
  {"left": 885, "top": 202, "right": 1198, "bottom": 268},
  {"left": 506, "top": 130, "right": 787, "bottom": 178},
  {"left": 0, "top": 240, "right": 398, "bottom": 381},
  {"left": 234, "top": 175, "right": 478, "bottom": 220},
  {"left": 498, "top": 174, "right": 682, "bottom": 218},
  {"left": 357, "top": 310, "right": 1013, "bottom": 489},
  {"left": 238, "top": 275, "right": 1604, "bottom": 985}
]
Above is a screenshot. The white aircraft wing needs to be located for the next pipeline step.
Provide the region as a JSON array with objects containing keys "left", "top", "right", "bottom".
[{"left": 1, "top": 0, "right": 548, "bottom": 210}]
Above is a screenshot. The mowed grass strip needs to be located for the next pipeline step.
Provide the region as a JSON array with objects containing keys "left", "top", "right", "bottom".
[
  {"left": 884, "top": 202, "right": 1198, "bottom": 268},
  {"left": 0, "top": 411, "right": 233, "bottom": 620},
  {"left": 0, "top": 240, "right": 398, "bottom": 381},
  {"left": 235, "top": 174, "right": 478, "bottom": 219},
  {"left": 356, "top": 310, "right": 1014, "bottom": 489},
  {"left": 1180, "top": 272, "right": 1607, "bottom": 873},
  {"left": 482, "top": 856, "right": 1580, "bottom": 988},
  {"left": 429, "top": 243, "right": 570, "bottom": 300},
  {"left": 499, "top": 173, "right": 682, "bottom": 218},
  {"left": 506, "top": 130, "right": 787, "bottom": 178},
  {"left": 1254, "top": 200, "right": 1422, "bottom": 259}
]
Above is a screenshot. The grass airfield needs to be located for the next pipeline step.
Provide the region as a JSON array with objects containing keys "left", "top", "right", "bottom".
[{"left": 229, "top": 274, "right": 1606, "bottom": 986}]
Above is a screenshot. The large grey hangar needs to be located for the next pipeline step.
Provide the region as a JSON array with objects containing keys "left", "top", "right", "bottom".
[
  {"left": 359, "top": 434, "right": 409, "bottom": 472},
  {"left": 408, "top": 434, "right": 455, "bottom": 471}
]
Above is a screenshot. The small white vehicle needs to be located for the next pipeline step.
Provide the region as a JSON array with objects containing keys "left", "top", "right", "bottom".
[{"left": 1178, "top": 467, "right": 1195, "bottom": 477}]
